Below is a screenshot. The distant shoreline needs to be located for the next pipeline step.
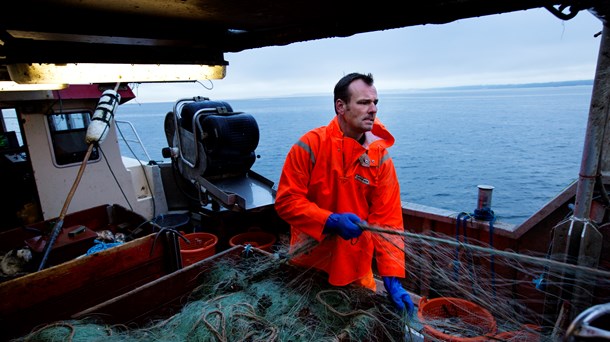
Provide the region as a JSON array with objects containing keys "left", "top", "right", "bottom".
[
  {"left": 282, "top": 80, "right": 595, "bottom": 97},
  {"left": 273, "top": 80, "right": 595, "bottom": 99},
  {"left": 415, "top": 80, "right": 593, "bottom": 91},
  {"left": 267, "top": 80, "right": 595, "bottom": 98}
]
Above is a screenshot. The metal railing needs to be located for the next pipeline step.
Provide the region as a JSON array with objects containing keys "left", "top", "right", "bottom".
[{"left": 115, "top": 120, "right": 153, "bottom": 162}]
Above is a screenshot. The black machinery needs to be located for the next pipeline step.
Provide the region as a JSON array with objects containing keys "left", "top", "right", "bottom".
[{"left": 163, "top": 97, "right": 275, "bottom": 211}]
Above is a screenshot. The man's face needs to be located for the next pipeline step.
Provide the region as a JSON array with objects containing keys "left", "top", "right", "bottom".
[{"left": 336, "top": 79, "right": 378, "bottom": 138}]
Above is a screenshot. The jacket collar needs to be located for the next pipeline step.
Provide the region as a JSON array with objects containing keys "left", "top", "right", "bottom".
[{"left": 328, "top": 116, "right": 395, "bottom": 149}]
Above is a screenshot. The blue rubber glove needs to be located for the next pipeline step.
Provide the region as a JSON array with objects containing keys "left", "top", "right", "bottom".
[
  {"left": 383, "top": 276, "right": 415, "bottom": 317},
  {"left": 323, "top": 213, "right": 363, "bottom": 240}
]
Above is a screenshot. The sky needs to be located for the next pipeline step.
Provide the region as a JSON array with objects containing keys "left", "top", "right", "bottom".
[{"left": 130, "top": 7, "right": 603, "bottom": 103}]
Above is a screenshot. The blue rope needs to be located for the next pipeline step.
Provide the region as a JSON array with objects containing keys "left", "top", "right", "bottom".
[
  {"left": 474, "top": 207, "right": 497, "bottom": 297},
  {"left": 454, "top": 212, "right": 478, "bottom": 294},
  {"left": 86, "top": 240, "right": 123, "bottom": 255},
  {"left": 243, "top": 244, "right": 253, "bottom": 257},
  {"left": 462, "top": 213, "right": 478, "bottom": 295},
  {"left": 533, "top": 274, "right": 546, "bottom": 291},
  {"left": 454, "top": 208, "right": 497, "bottom": 297},
  {"left": 533, "top": 228, "right": 559, "bottom": 292},
  {"left": 473, "top": 208, "right": 496, "bottom": 222},
  {"left": 454, "top": 212, "right": 468, "bottom": 282}
]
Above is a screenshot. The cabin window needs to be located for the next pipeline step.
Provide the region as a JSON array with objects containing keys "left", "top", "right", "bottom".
[
  {"left": 1, "top": 108, "right": 23, "bottom": 147},
  {"left": 47, "top": 112, "right": 100, "bottom": 166}
]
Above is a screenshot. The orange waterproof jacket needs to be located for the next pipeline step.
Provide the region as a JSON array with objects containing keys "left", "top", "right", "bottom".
[{"left": 275, "top": 116, "right": 405, "bottom": 286}]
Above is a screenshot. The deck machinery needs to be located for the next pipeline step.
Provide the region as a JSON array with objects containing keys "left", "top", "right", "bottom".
[{"left": 163, "top": 97, "right": 276, "bottom": 212}]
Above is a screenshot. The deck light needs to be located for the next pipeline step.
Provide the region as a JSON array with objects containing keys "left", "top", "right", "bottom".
[
  {"left": 0, "top": 66, "right": 68, "bottom": 90},
  {"left": 6, "top": 63, "right": 226, "bottom": 84},
  {"left": 0, "top": 81, "right": 68, "bottom": 91}
]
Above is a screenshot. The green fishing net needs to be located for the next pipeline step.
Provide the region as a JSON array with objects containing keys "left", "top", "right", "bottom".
[{"left": 17, "top": 251, "right": 407, "bottom": 342}]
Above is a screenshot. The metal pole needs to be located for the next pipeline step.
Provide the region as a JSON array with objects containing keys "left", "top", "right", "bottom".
[{"left": 573, "top": 24, "right": 610, "bottom": 220}]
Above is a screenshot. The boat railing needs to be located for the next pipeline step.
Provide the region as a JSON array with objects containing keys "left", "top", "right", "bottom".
[{"left": 115, "top": 120, "right": 153, "bottom": 162}]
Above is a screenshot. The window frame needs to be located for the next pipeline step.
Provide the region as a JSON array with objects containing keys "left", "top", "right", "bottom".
[{"left": 46, "top": 111, "right": 100, "bottom": 167}]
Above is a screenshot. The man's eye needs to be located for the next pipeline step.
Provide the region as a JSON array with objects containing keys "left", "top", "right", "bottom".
[{"left": 358, "top": 100, "right": 378, "bottom": 105}]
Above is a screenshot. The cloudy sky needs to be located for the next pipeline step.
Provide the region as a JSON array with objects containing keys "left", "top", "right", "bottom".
[{"left": 130, "top": 7, "right": 603, "bottom": 103}]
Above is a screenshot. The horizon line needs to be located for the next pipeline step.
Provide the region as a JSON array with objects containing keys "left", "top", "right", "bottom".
[{"left": 126, "top": 79, "right": 594, "bottom": 104}]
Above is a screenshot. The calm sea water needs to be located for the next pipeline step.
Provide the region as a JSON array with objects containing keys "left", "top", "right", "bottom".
[{"left": 115, "top": 85, "right": 592, "bottom": 225}]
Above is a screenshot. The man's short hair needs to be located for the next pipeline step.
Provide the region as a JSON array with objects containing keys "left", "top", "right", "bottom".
[{"left": 334, "top": 72, "right": 374, "bottom": 103}]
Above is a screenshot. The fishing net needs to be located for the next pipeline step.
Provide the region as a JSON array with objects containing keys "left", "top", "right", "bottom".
[
  {"left": 16, "top": 247, "right": 408, "bottom": 342},
  {"left": 369, "top": 222, "right": 610, "bottom": 341},
  {"left": 14, "top": 220, "right": 610, "bottom": 342}
]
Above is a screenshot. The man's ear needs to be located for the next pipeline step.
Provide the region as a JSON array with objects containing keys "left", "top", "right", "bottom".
[{"left": 336, "top": 99, "right": 346, "bottom": 115}]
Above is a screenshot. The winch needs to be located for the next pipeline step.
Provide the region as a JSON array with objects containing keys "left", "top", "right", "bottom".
[{"left": 163, "top": 96, "right": 275, "bottom": 211}]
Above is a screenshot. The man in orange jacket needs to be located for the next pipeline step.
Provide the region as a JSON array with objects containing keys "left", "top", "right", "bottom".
[{"left": 275, "top": 72, "right": 414, "bottom": 315}]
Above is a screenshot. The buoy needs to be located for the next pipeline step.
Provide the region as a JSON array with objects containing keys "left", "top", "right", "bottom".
[{"left": 85, "top": 88, "right": 121, "bottom": 144}]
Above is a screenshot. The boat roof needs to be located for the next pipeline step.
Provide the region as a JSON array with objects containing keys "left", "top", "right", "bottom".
[{"left": 0, "top": 0, "right": 608, "bottom": 68}]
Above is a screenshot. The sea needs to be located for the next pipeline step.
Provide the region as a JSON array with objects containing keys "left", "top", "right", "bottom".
[{"left": 114, "top": 85, "right": 592, "bottom": 225}]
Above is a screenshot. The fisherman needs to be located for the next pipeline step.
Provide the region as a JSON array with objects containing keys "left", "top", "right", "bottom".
[{"left": 275, "top": 72, "right": 413, "bottom": 315}]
